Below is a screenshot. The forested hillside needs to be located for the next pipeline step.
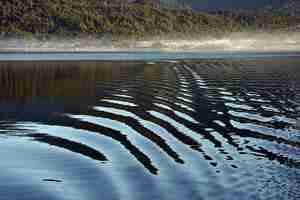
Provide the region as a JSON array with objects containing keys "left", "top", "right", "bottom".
[{"left": 0, "top": 0, "right": 299, "bottom": 39}]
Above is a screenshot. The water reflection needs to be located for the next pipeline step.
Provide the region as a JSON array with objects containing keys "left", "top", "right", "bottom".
[
  {"left": 28, "top": 133, "right": 108, "bottom": 161},
  {"left": 0, "top": 58, "right": 300, "bottom": 200}
]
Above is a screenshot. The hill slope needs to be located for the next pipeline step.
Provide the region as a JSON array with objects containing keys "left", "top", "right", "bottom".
[
  {"left": 157, "top": 0, "right": 289, "bottom": 10},
  {"left": 0, "top": 0, "right": 299, "bottom": 39}
]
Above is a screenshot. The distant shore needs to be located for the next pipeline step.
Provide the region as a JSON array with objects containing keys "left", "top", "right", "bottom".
[{"left": 2, "top": 1, "right": 300, "bottom": 40}]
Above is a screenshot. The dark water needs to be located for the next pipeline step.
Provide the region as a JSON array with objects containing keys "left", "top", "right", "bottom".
[{"left": 0, "top": 57, "right": 300, "bottom": 200}]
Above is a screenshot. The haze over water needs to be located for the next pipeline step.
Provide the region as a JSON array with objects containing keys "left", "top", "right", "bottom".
[
  {"left": 2, "top": 32, "right": 300, "bottom": 53},
  {"left": 0, "top": 55, "right": 300, "bottom": 199}
]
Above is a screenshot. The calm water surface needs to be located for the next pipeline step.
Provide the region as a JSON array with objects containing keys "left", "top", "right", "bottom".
[{"left": 0, "top": 56, "right": 300, "bottom": 200}]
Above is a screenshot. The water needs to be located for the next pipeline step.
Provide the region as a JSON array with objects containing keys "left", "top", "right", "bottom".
[
  {"left": 1, "top": 51, "right": 300, "bottom": 61},
  {"left": 0, "top": 55, "right": 300, "bottom": 200}
]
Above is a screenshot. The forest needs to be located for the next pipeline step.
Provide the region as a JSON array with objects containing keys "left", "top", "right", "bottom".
[{"left": 1, "top": 0, "right": 300, "bottom": 40}]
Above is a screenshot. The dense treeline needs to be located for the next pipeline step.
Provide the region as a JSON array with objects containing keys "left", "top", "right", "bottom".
[
  {"left": 212, "top": 9, "right": 300, "bottom": 31},
  {"left": 0, "top": 0, "right": 299, "bottom": 39}
]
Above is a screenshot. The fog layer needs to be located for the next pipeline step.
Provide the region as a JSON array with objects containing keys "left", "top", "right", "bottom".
[{"left": 1, "top": 32, "right": 300, "bottom": 52}]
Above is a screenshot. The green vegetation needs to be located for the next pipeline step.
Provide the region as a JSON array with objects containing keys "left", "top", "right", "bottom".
[{"left": 1, "top": 0, "right": 300, "bottom": 40}]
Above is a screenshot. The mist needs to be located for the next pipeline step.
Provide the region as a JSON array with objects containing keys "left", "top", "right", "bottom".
[{"left": 1, "top": 31, "right": 300, "bottom": 53}]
